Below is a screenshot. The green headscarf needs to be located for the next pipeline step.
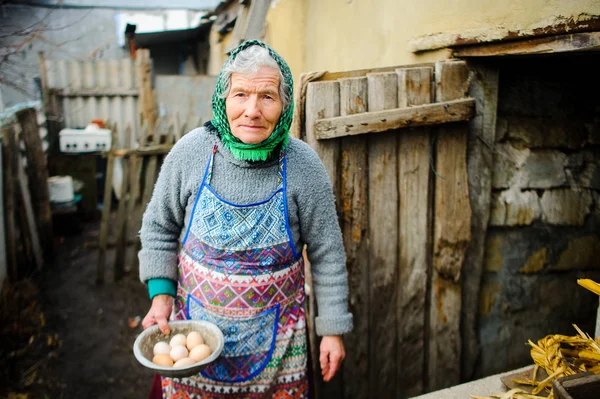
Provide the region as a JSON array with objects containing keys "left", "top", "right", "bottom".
[{"left": 211, "top": 40, "right": 294, "bottom": 162}]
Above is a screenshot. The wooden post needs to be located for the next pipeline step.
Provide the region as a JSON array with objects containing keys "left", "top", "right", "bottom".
[
  {"left": 38, "top": 52, "right": 62, "bottom": 157},
  {"left": 396, "top": 66, "right": 433, "bottom": 398},
  {"left": 338, "top": 77, "right": 370, "bottom": 399},
  {"left": 125, "top": 153, "right": 143, "bottom": 278},
  {"left": 113, "top": 152, "right": 130, "bottom": 281},
  {"left": 461, "top": 61, "right": 499, "bottom": 381},
  {"left": 428, "top": 60, "right": 472, "bottom": 391},
  {"left": 304, "top": 80, "right": 341, "bottom": 398},
  {"left": 16, "top": 152, "right": 44, "bottom": 270},
  {"left": 16, "top": 108, "right": 54, "bottom": 263},
  {"left": 97, "top": 123, "right": 118, "bottom": 284},
  {"left": 2, "top": 126, "right": 18, "bottom": 281},
  {"left": 366, "top": 72, "right": 399, "bottom": 399}
]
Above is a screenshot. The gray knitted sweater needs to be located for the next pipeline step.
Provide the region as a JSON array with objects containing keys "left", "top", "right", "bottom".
[{"left": 138, "top": 127, "right": 353, "bottom": 336}]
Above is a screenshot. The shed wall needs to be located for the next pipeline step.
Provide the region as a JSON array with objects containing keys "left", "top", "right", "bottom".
[{"left": 477, "top": 53, "right": 600, "bottom": 378}]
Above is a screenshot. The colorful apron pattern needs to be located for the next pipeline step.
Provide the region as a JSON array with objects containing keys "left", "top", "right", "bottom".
[{"left": 161, "top": 146, "right": 309, "bottom": 398}]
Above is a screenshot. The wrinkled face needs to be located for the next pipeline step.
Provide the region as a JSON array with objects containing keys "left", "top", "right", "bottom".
[{"left": 225, "top": 66, "right": 283, "bottom": 144}]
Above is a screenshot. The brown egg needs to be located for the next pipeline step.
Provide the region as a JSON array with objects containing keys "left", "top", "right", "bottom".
[
  {"left": 173, "top": 357, "right": 196, "bottom": 368},
  {"left": 152, "top": 353, "right": 174, "bottom": 367},
  {"left": 189, "top": 344, "right": 212, "bottom": 362},
  {"left": 186, "top": 331, "right": 204, "bottom": 350}
]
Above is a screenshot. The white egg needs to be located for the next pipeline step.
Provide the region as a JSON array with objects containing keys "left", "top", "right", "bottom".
[
  {"left": 169, "top": 334, "right": 187, "bottom": 348},
  {"left": 186, "top": 331, "right": 204, "bottom": 350},
  {"left": 153, "top": 341, "right": 171, "bottom": 356},
  {"left": 189, "top": 344, "right": 212, "bottom": 362},
  {"left": 173, "top": 357, "right": 196, "bottom": 368},
  {"left": 170, "top": 345, "right": 189, "bottom": 362}
]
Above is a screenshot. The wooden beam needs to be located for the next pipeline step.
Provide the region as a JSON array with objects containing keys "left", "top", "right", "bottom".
[
  {"left": 110, "top": 144, "right": 174, "bottom": 157},
  {"left": 461, "top": 61, "right": 499, "bottom": 381},
  {"left": 2, "top": 126, "right": 18, "bottom": 282},
  {"left": 241, "top": 0, "right": 270, "bottom": 41},
  {"left": 452, "top": 31, "right": 600, "bottom": 57},
  {"left": 54, "top": 88, "right": 139, "bottom": 97},
  {"left": 16, "top": 152, "right": 44, "bottom": 271},
  {"left": 428, "top": 60, "right": 472, "bottom": 391},
  {"left": 316, "top": 62, "right": 437, "bottom": 82},
  {"left": 314, "top": 98, "right": 475, "bottom": 140},
  {"left": 396, "top": 66, "right": 433, "bottom": 398},
  {"left": 304, "top": 79, "right": 341, "bottom": 399},
  {"left": 16, "top": 108, "right": 54, "bottom": 262},
  {"left": 338, "top": 77, "right": 370, "bottom": 399},
  {"left": 367, "top": 72, "right": 398, "bottom": 399},
  {"left": 409, "top": 14, "right": 600, "bottom": 52}
]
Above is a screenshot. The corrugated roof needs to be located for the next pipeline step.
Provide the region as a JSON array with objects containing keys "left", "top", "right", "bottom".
[{"left": 13, "top": 0, "right": 221, "bottom": 11}]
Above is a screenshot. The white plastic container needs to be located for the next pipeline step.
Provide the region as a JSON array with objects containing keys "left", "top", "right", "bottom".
[
  {"left": 47, "top": 175, "right": 74, "bottom": 203},
  {"left": 59, "top": 124, "right": 111, "bottom": 153}
]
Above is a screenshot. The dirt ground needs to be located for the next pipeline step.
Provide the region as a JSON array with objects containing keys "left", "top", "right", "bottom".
[{"left": 0, "top": 217, "right": 156, "bottom": 399}]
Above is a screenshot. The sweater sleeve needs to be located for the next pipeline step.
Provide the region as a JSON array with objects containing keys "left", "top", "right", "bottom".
[
  {"left": 138, "top": 135, "right": 190, "bottom": 283},
  {"left": 293, "top": 145, "right": 353, "bottom": 336}
]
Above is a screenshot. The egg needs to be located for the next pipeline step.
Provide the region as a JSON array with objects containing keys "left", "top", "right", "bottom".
[
  {"left": 173, "top": 357, "right": 196, "bottom": 368},
  {"left": 186, "top": 331, "right": 204, "bottom": 350},
  {"left": 189, "top": 344, "right": 212, "bottom": 362},
  {"left": 169, "top": 334, "right": 187, "bottom": 348},
  {"left": 170, "top": 345, "right": 189, "bottom": 362},
  {"left": 152, "top": 353, "right": 174, "bottom": 367},
  {"left": 153, "top": 341, "right": 171, "bottom": 356}
]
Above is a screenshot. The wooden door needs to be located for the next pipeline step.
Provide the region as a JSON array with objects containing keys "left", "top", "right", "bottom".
[{"left": 301, "top": 61, "right": 474, "bottom": 399}]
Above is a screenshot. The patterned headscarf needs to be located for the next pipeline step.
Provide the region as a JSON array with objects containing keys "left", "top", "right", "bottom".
[{"left": 211, "top": 40, "right": 294, "bottom": 162}]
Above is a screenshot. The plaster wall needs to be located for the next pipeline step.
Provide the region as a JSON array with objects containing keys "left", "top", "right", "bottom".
[
  {"left": 264, "top": 0, "right": 306, "bottom": 84},
  {"left": 265, "top": 0, "right": 600, "bottom": 76}
]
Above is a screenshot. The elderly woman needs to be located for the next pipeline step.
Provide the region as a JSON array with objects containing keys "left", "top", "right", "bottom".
[{"left": 139, "top": 40, "right": 353, "bottom": 398}]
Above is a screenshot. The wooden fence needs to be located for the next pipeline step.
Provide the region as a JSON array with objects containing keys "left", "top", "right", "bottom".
[{"left": 301, "top": 60, "right": 475, "bottom": 399}]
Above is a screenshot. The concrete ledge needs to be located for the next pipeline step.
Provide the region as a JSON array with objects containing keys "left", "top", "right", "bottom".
[{"left": 409, "top": 365, "right": 533, "bottom": 399}]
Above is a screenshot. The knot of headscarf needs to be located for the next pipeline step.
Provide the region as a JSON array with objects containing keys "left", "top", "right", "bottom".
[{"left": 211, "top": 40, "right": 294, "bottom": 162}]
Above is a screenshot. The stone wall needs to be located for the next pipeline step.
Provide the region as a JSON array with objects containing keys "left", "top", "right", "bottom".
[{"left": 477, "top": 53, "right": 600, "bottom": 377}]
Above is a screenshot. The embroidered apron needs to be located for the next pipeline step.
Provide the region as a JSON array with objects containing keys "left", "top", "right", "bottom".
[{"left": 162, "top": 146, "right": 309, "bottom": 398}]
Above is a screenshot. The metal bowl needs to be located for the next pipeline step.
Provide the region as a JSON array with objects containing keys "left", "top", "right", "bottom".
[{"left": 133, "top": 320, "right": 224, "bottom": 378}]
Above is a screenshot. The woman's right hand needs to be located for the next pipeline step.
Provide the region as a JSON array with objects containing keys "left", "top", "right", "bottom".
[{"left": 142, "top": 294, "right": 174, "bottom": 335}]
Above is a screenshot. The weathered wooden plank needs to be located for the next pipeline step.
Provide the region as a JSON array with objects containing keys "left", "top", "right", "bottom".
[
  {"left": 314, "top": 98, "right": 475, "bottom": 139},
  {"left": 2, "top": 126, "right": 18, "bottom": 282},
  {"left": 305, "top": 79, "right": 341, "bottom": 398},
  {"left": 338, "top": 77, "right": 369, "bottom": 399},
  {"left": 452, "top": 31, "right": 600, "bottom": 57},
  {"left": 428, "top": 60, "right": 472, "bottom": 391},
  {"left": 408, "top": 16, "right": 600, "bottom": 52},
  {"left": 16, "top": 108, "right": 54, "bottom": 262},
  {"left": 96, "top": 123, "right": 118, "bottom": 284},
  {"left": 240, "top": 0, "right": 270, "bottom": 41},
  {"left": 367, "top": 72, "right": 398, "bottom": 399},
  {"left": 132, "top": 154, "right": 160, "bottom": 279},
  {"left": 396, "top": 66, "right": 432, "bottom": 398},
  {"left": 318, "top": 62, "right": 436, "bottom": 82},
  {"left": 305, "top": 81, "right": 341, "bottom": 187},
  {"left": 461, "top": 62, "right": 499, "bottom": 381},
  {"left": 16, "top": 151, "right": 44, "bottom": 271},
  {"left": 113, "top": 154, "right": 130, "bottom": 281},
  {"left": 136, "top": 49, "right": 158, "bottom": 144},
  {"left": 125, "top": 154, "right": 143, "bottom": 278},
  {"left": 111, "top": 144, "right": 173, "bottom": 157}
]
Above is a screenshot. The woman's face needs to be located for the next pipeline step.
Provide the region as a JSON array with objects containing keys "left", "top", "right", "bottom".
[{"left": 225, "top": 66, "right": 283, "bottom": 144}]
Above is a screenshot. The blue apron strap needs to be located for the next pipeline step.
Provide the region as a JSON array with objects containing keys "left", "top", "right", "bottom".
[
  {"left": 277, "top": 150, "right": 285, "bottom": 189},
  {"left": 205, "top": 145, "right": 218, "bottom": 185}
]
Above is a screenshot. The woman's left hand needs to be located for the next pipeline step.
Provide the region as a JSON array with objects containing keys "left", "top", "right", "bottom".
[{"left": 319, "top": 335, "right": 345, "bottom": 382}]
